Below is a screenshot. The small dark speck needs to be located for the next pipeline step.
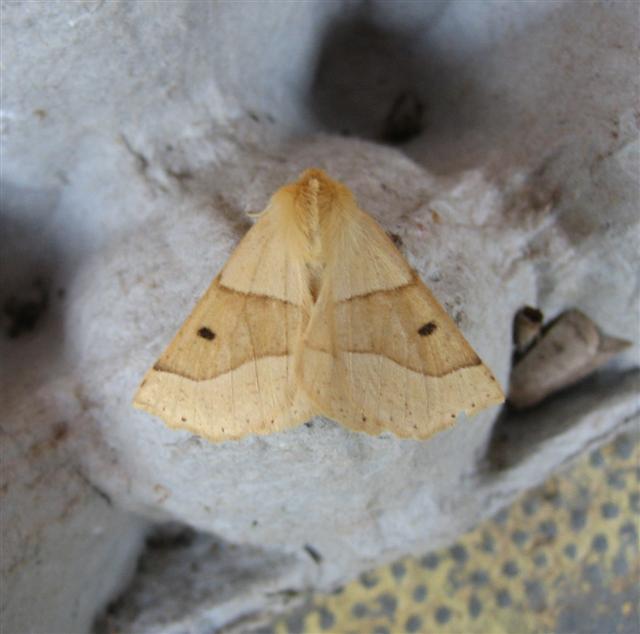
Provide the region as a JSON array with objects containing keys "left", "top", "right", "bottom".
[
  {"left": 480, "top": 532, "right": 495, "bottom": 552},
  {"left": 146, "top": 527, "right": 196, "bottom": 550},
  {"left": 197, "top": 327, "right": 215, "bottom": 340},
  {"left": 511, "top": 529, "right": 528, "bottom": 547},
  {"left": 405, "top": 614, "right": 422, "bottom": 633},
  {"left": 538, "top": 519, "right": 557, "bottom": 541},
  {"left": 318, "top": 607, "right": 335, "bottom": 630},
  {"left": 362, "top": 415, "right": 367, "bottom": 422},
  {"left": 181, "top": 417, "right": 186, "bottom": 422},
  {"left": 305, "top": 421, "right": 313, "bottom": 428},
  {"left": 607, "top": 470, "right": 626, "bottom": 489},
  {"left": 470, "top": 569, "right": 489, "bottom": 586},
  {"left": 388, "top": 232, "right": 403, "bottom": 248},
  {"left": 420, "top": 553, "right": 439, "bottom": 569},
  {"left": 589, "top": 449, "right": 604, "bottom": 467},
  {"left": 592, "top": 533, "right": 608, "bottom": 553},
  {"left": 304, "top": 544, "right": 322, "bottom": 564},
  {"left": 614, "top": 434, "right": 633, "bottom": 459},
  {"left": 352, "top": 602, "right": 368, "bottom": 618},
  {"left": 450, "top": 543, "right": 468, "bottom": 564},
  {"left": 612, "top": 552, "right": 628, "bottom": 577},
  {"left": 359, "top": 571, "right": 379, "bottom": 588},
  {"left": 435, "top": 606, "right": 451, "bottom": 624},
  {"left": 418, "top": 321, "right": 437, "bottom": 336},
  {"left": 4, "top": 278, "right": 49, "bottom": 338},
  {"left": 496, "top": 589, "right": 511, "bottom": 607},
  {"left": 620, "top": 521, "right": 637, "bottom": 543},
  {"left": 502, "top": 560, "right": 519, "bottom": 577},
  {"left": 522, "top": 497, "right": 539, "bottom": 516},
  {"left": 377, "top": 593, "right": 397, "bottom": 616},
  {"left": 468, "top": 595, "right": 483, "bottom": 619},
  {"left": 382, "top": 91, "right": 425, "bottom": 144},
  {"left": 583, "top": 563, "right": 604, "bottom": 588},
  {"left": 571, "top": 508, "right": 587, "bottom": 531}
]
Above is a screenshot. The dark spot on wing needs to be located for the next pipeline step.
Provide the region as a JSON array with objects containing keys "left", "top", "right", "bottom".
[
  {"left": 197, "top": 327, "right": 215, "bottom": 340},
  {"left": 418, "top": 321, "right": 437, "bottom": 337}
]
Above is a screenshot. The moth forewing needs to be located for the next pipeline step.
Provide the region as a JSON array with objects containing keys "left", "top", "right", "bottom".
[{"left": 134, "top": 168, "right": 504, "bottom": 441}]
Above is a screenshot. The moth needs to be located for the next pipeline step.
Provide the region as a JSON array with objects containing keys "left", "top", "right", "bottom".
[{"left": 134, "top": 169, "right": 504, "bottom": 441}]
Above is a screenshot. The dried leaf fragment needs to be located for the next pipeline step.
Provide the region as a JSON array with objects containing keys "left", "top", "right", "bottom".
[{"left": 509, "top": 309, "right": 631, "bottom": 409}]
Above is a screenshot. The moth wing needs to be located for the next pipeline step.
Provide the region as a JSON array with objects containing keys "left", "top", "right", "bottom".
[
  {"left": 134, "top": 211, "right": 315, "bottom": 442},
  {"left": 299, "top": 210, "right": 504, "bottom": 439}
]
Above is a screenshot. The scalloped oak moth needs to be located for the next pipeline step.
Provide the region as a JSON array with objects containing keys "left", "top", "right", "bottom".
[{"left": 133, "top": 169, "right": 504, "bottom": 441}]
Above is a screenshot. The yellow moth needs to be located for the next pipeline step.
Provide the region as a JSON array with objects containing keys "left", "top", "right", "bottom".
[{"left": 133, "top": 169, "right": 504, "bottom": 441}]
